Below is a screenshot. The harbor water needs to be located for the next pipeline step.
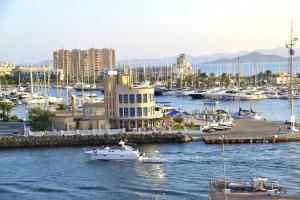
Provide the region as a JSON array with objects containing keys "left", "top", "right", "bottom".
[
  {"left": 4, "top": 88, "right": 300, "bottom": 199},
  {"left": 0, "top": 141, "right": 299, "bottom": 199}
]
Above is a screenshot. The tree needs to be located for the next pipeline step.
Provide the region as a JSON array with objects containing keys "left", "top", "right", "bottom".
[
  {"left": 29, "top": 107, "right": 54, "bottom": 131},
  {"left": 58, "top": 103, "right": 68, "bottom": 110},
  {"left": 0, "top": 100, "right": 14, "bottom": 121},
  {"left": 220, "top": 73, "right": 231, "bottom": 87},
  {"left": 10, "top": 115, "right": 20, "bottom": 121},
  {"left": 265, "top": 70, "right": 273, "bottom": 85},
  {"left": 173, "top": 115, "right": 183, "bottom": 124}
]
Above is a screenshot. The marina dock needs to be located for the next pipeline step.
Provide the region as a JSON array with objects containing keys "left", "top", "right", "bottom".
[
  {"left": 203, "top": 119, "right": 300, "bottom": 144},
  {"left": 209, "top": 192, "right": 300, "bottom": 200},
  {"left": 0, "top": 132, "right": 191, "bottom": 148}
]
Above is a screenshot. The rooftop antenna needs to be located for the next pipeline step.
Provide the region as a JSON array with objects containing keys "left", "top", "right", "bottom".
[{"left": 285, "top": 21, "right": 298, "bottom": 133}]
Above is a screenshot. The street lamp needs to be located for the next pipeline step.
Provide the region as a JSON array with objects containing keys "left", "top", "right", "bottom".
[{"left": 285, "top": 21, "right": 298, "bottom": 133}]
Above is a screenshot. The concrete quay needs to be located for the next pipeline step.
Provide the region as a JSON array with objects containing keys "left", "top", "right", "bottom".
[{"left": 203, "top": 119, "right": 300, "bottom": 144}]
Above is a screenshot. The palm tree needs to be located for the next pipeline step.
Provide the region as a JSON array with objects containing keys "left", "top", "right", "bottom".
[
  {"left": 0, "top": 100, "right": 5, "bottom": 121},
  {"left": 0, "top": 100, "right": 14, "bottom": 121},
  {"left": 4, "top": 102, "right": 14, "bottom": 121}
]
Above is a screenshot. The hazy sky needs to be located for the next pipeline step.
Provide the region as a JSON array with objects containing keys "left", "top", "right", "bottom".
[{"left": 1, "top": 0, "right": 300, "bottom": 63}]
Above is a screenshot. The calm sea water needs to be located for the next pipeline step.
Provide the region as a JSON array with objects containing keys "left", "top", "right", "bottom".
[
  {"left": 5, "top": 88, "right": 300, "bottom": 199},
  {"left": 0, "top": 142, "right": 299, "bottom": 200}
]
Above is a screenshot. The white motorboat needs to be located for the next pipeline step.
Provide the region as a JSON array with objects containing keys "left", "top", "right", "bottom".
[{"left": 83, "top": 140, "right": 145, "bottom": 161}]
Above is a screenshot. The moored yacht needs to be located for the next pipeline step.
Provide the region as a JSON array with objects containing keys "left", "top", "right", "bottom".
[
  {"left": 233, "top": 108, "right": 262, "bottom": 120},
  {"left": 189, "top": 90, "right": 210, "bottom": 99}
]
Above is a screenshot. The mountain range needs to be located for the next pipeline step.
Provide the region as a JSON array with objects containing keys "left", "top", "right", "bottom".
[{"left": 19, "top": 47, "right": 300, "bottom": 66}]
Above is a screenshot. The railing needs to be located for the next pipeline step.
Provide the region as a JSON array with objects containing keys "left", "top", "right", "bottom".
[
  {"left": 25, "top": 128, "right": 188, "bottom": 137},
  {"left": 27, "top": 128, "right": 126, "bottom": 137}
]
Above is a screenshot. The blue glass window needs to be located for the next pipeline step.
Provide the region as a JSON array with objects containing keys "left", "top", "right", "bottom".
[
  {"left": 130, "top": 108, "right": 135, "bottom": 117},
  {"left": 119, "top": 108, "right": 123, "bottom": 117},
  {"left": 143, "top": 94, "right": 147, "bottom": 103},
  {"left": 137, "top": 94, "right": 142, "bottom": 103},
  {"left": 124, "top": 108, "right": 128, "bottom": 117},
  {"left": 124, "top": 94, "right": 128, "bottom": 103},
  {"left": 129, "top": 94, "right": 135, "bottom": 103},
  {"left": 143, "top": 107, "right": 148, "bottom": 116},
  {"left": 137, "top": 107, "right": 142, "bottom": 117}
]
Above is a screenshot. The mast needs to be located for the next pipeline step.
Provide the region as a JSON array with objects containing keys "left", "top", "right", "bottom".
[
  {"left": 237, "top": 57, "right": 241, "bottom": 111},
  {"left": 30, "top": 63, "right": 33, "bottom": 95},
  {"left": 18, "top": 72, "right": 21, "bottom": 87},
  {"left": 286, "top": 21, "right": 298, "bottom": 132}
]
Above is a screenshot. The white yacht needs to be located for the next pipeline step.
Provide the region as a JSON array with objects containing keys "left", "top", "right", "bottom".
[
  {"left": 84, "top": 140, "right": 145, "bottom": 161},
  {"left": 175, "top": 87, "right": 194, "bottom": 97},
  {"left": 233, "top": 108, "right": 262, "bottom": 120}
]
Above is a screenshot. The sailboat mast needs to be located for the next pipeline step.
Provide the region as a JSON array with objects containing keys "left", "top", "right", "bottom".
[
  {"left": 237, "top": 57, "right": 241, "bottom": 110},
  {"left": 30, "top": 64, "right": 33, "bottom": 95}
]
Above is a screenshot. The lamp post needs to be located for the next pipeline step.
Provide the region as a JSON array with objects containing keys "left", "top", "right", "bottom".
[{"left": 286, "top": 21, "right": 298, "bottom": 133}]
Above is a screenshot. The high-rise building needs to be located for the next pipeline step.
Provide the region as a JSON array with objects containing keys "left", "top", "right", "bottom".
[
  {"left": 53, "top": 48, "right": 116, "bottom": 82},
  {"left": 53, "top": 49, "right": 72, "bottom": 82},
  {"left": 100, "top": 48, "right": 116, "bottom": 70},
  {"left": 71, "top": 49, "right": 81, "bottom": 83},
  {"left": 88, "top": 48, "right": 101, "bottom": 79}
]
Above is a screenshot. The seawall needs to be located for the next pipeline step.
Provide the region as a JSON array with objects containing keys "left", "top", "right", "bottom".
[{"left": 0, "top": 133, "right": 191, "bottom": 148}]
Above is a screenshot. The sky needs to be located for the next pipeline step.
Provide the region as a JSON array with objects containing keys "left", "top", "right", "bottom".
[{"left": 1, "top": 0, "right": 300, "bottom": 63}]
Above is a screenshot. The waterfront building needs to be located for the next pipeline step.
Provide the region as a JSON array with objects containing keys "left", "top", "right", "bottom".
[
  {"left": 0, "top": 61, "right": 15, "bottom": 76},
  {"left": 174, "top": 53, "right": 194, "bottom": 78},
  {"left": 271, "top": 72, "right": 296, "bottom": 85},
  {"left": 50, "top": 70, "right": 161, "bottom": 131},
  {"left": 121, "top": 65, "right": 174, "bottom": 82},
  {"left": 104, "top": 70, "right": 160, "bottom": 129},
  {"left": 53, "top": 48, "right": 116, "bottom": 82},
  {"left": 49, "top": 99, "right": 108, "bottom": 130},
  {"left": 13, "top": 65, "right": 64, "bottom": 82}
]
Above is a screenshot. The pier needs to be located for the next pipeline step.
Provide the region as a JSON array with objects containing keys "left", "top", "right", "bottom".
[
  {"left": 0, "top": 132, "right": 191, "bottom": 148},
  {"left": 203, "top": 119, "right": 300, "bottom": 144},
  {"left": 209, "top": 192, "right": 300, "bottom": 200}
]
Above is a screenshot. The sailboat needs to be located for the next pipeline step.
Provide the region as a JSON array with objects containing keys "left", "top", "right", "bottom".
[
  {"left": 209, "top": 136, "right": 287, "bottom": 199},
  {"left": 233, "top": 57, "right": 262, "bottom": 120}
]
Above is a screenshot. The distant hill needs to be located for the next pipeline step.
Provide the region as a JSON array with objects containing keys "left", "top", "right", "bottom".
[
  {"left": 118, "top": 51, "right": 251, "bottom": 66},
  {"left": 37, "top": 59, "right": 52, "bottom": 65},
  {"left": 202, "top": 52, "right": 286, "bottom": 64}
]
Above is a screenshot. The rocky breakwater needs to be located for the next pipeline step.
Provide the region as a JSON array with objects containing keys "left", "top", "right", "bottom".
[{"left": 0, "top": 132, "right": 191, "bottom": 148}]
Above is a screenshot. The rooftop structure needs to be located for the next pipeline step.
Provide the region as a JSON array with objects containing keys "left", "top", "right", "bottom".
[{"left": 174, "top": 53, "right": 194, "bottom": 78}]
